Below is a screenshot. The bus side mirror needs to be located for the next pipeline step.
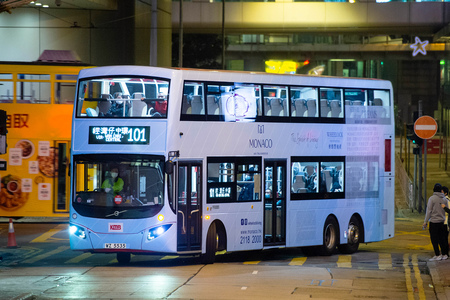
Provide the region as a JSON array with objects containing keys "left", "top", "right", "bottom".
[{"left": 165, "top": 160, "right": 174, "bottom": 175}]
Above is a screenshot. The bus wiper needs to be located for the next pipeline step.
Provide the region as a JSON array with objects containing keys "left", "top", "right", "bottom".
[{"left": 105, "top": 210, "right": 128, "bottom": 217}]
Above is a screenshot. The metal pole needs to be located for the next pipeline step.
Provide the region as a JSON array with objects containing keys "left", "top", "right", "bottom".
[
  {"left": 150, "top": 0, "right": 158, "bottom": 66},
  {"left": 424, "top": 139, "right": 427, "bottom": 210},
  {"left": 414, "top": 152, "right": 418, "bottom": 211},
  {"left": 419, "top": 148, "right": 423, "bottom": 212},
  {"left": 179, "top": 0, "right": 183, "bottom": 67},
  {"left": 418, "top": 100, "right": 423, "bottom": 212},
  {"left": 400, "top": 123, "right": 403, "bottom": 162},
  {"left": 222, "top": 0, "right": 225, "bottom": 70}
]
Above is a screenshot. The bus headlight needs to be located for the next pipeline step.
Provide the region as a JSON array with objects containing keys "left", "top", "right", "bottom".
[
  {"left": 147, "top": 224, "right": 172, "bottom": 241},
  {"left": 69, "top": 225, "right": 86, "bottom": 239}
]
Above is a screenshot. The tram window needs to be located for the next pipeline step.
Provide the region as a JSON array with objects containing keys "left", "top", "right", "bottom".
[
  {"left": 320, "top": 162, "right": 344, "bottom": 193},
  {"left": 0, "top": 74, "right": 13, "bottom": 103},
  {"left": 17, "top": 74, "right": 51, "bottom": 104},
  {"left": 263, "top": 85, "right": 289, "bottom": 117},
  {"left": 346, "top": 156, "right": 379, "bottom": 198},
  {"left": 319, "top": 88, "right": 343, "bottom": 118},
  {"left": 55, "top": 82, "right": 76, "bottom": 104},
  {"left": 290, "top": 87, "right": 318, "bottom": 118}
]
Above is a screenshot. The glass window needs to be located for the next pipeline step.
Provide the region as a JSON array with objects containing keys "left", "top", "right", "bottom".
[
  {"left": 291, "top": 157, "right": 344, "bottom": 200},
  {"left": 182, "top": 81, "right": 205, "bottom": 116},
  {"left": 320, "top": 162, "right": 344, "bottom": 193},
  {"left": 72, "top": 154, "right": 165, "bottom": 219},
  {"left": 263, "top": 85, "right": 289, "bottom": 117},
  {"left": 345, "top": 89, "right": 390, "bottom": 123},
  {"left": 290, "top": 86, "right": 318, "bottom": 118},
  {"left": 291, "top": 161, "right": 318, "bottom": 194},
  {"left": 319, "top": 88, "right": 343, "bottom": 118},
  {"left": 55, "top": 82, "right": 76, "bottom": 104},
  {"left": 207, "top": 157, "right": 261, "bottom": 203},
  {"left": 0, "top": 75, "right": 13, "bottom": 103},
  {"left": 17, "top": 74, "right": 51, "bottom": 104},
  {"left": 77, "top": 77, "right": 169, "bottom": 118},
  {"left": 369, "top": 89, "right": 390, "bottom": 120},
  {"left": 346, "top": 156, "right": 379, "bottom": 198},
  {"left": 237, "top": 163, "right": 260, "bottom": 201},
  {"left": 344, "top": 89, "right": 366, "bottom": 119}
]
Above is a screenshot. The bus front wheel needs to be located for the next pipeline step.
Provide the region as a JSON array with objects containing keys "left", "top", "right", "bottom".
[
  {"left": 117, "top": 252, "right": 131, "bottom": 264},
  {"left": 321, "top": 216, "right": 338, "bottom": 256},
  {"left": 338, "top": 216, "right": 361, "bottom": 254},
  {"left": 202, "top": 223, "right": 217, "bottom": 264}
]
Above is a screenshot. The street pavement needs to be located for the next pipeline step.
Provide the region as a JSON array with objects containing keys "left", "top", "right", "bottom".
[{"left": 397, "top": 146, "right": 450, "bottom": 300}]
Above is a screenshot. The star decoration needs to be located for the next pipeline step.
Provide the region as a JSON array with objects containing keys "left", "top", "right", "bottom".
[{"left": 410, "top": 37, "right": 429, "bottom": 57}]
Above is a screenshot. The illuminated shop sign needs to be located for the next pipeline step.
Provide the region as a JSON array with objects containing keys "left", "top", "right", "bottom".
[{"left": 89, "top": 126, "right": 150, "bottom": 145}]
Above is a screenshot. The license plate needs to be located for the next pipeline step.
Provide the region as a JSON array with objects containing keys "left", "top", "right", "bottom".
[{"left": 104, "top": 243, "right": 126, "bottom": 249}]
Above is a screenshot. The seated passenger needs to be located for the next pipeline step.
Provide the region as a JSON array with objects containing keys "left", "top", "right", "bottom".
[{"left": 103, "top": 93, "right": 129, "bottom": 117}]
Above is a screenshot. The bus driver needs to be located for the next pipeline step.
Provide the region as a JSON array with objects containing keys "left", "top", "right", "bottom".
[{"left": 102, "top": 167, "right": 124, "bottom": 196}]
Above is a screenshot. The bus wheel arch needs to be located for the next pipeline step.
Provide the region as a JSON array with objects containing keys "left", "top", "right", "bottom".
[
  {"left": 321, "top": 215, "right": 339, "bottom": 256},
  {"left": 338, "top": 214, "right": 364, "bottom": 254},
  {"left": 202, "top": 220, "right": 227, "bottom": 264}
]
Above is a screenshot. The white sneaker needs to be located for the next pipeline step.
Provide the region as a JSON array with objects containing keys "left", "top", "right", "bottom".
[
  {"left": 429, "top": 255, "right": 443, "bottom": 261},
  {"left": 442, "top": 255, "right": 448, "bottom": 260}
]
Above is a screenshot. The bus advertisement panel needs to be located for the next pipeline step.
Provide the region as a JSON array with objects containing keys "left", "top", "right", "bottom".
[{"left": 0, "top": 63, "right": 89, "bottom": 217}]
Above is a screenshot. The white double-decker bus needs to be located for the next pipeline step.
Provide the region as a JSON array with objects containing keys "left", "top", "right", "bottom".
[{"left": 69, "top": 66, "right": 394, "bottom": 264}]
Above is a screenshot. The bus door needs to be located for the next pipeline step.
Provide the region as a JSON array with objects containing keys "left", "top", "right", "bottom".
[
  {"left": 264, "top": 160, "right": 286, "bottom": 246},
  {"left": 54, "top": 141, "right": 70, "bottom": 213},
  {"left": 177, "top": 162, "right": 202, "bottom": 252}
]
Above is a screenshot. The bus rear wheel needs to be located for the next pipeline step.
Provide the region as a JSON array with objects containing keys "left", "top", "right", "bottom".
[
  {"left": 202, "top": 223, "right": 217, "bottom": 264},
  {"left": 321, "top": 216, "right": 338, "bottom": 256},
  {"left": 338, "top": 216, "right": 361, "bottom": 254},
  {"left": 117, "top": 252, "right": 131, "bottom": 264}
]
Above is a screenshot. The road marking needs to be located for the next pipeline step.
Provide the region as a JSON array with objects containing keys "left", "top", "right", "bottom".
[
  {"left": 412, "top": 254, "right": 426, "bottom": 300},
  {"left": 22, "top": 246, "right": 70, "bottom": 264},
  {"left": 30, "top": 224, "right": 68, "bottom": 243},
  {"left": 403, "top": 253, "right": 414, "bottom": 300},
  {"left": 378, "top": 253, "right": 392, "bottom": 270},
  {"left": 336, "top": 255, "right": 352, "bottom": 268},
  {"left": 65, "top": 252, "right": 94, "bottom": 264},
  {"left": 289, "top": 257, "right": 307, "bottom": 266},
  {"left": 161, "top": 255, "right": 179, "bottom": 260},
  {"left": 243, "top": 261, "right": 260, "bottom": 264}
]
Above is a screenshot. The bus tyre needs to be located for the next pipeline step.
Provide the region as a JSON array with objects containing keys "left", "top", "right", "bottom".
[
  {"left": 321, "top": 216, "right": 338, "bottom": 256},
  {"left": 338, "top": 216, "right": 361, "bottom": 254},
  {"left": 117, "top": 252, "right": 131, "bottom": 264},
  {"left": 202, "top": 223, "right": 217, "bottom": 264}
]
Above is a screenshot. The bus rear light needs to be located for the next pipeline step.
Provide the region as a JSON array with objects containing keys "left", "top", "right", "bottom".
[
  {"left": 385, "top": 139, "right": 392, "bottom": 172},
  {"left": 147, "top": 224, "right": 172, "bottom": 241},
  {"left": 69, "top": 225, "right": 86, "bottom": 239}
]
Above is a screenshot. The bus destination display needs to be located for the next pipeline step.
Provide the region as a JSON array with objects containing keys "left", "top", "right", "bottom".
[{"left": 89, "top": 126, "right": 150, "bottom": 144}]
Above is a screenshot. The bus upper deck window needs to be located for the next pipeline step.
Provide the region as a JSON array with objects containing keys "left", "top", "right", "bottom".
[
  {"left": 290, "top": 87, "right": 318, "bottom": 118},
  {"left": 78, "top": 77, "right": 169, "bottom": 118}
]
